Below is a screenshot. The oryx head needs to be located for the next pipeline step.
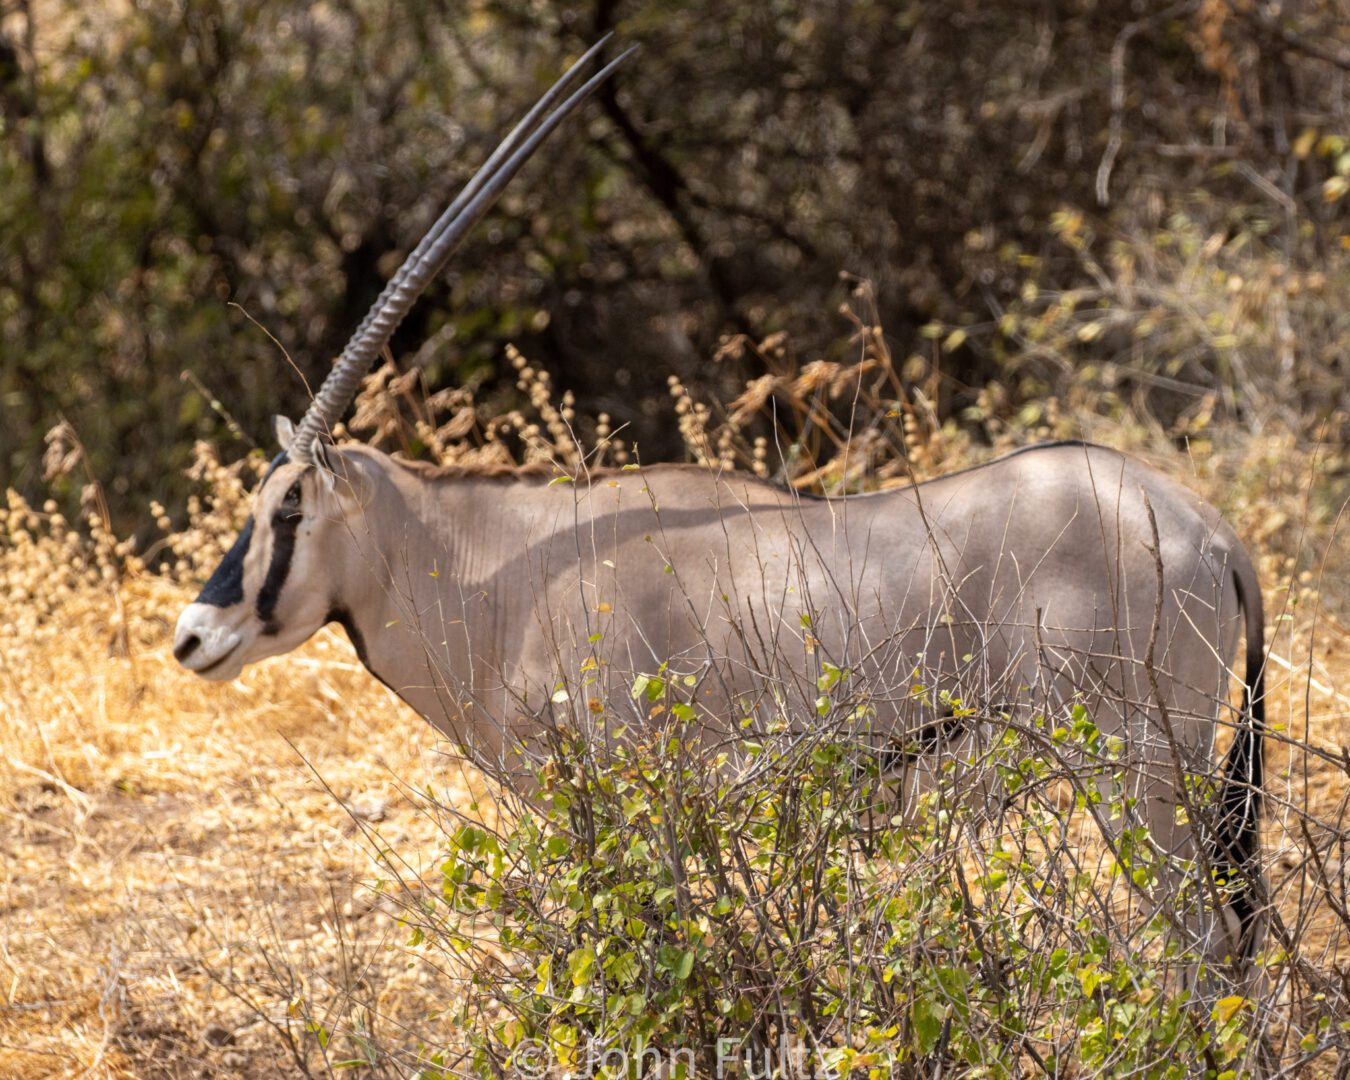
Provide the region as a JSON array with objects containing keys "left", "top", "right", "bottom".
[
  {"left": 172, "top": 420, "right": 370, "bottom": 680},
  {"left": 174, "top": 39, "right": 632, "bottom": 680}
]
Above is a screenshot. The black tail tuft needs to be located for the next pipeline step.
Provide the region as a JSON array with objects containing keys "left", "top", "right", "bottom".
[{"left": 1213, "top": 565, "right": 1266, "bottom": 959}]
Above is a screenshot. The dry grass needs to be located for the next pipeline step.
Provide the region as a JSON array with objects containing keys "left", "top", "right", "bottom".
[{"left": 0, "top": 545, "right": 496, "bottom": 1075}]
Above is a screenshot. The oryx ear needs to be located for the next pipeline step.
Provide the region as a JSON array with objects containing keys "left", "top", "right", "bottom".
[
  {"left": 312, "top": 439, "right": 371, "bottom": 505},
  {"left": 313, "top": 437, "right": 339, "bottom": 492},
  {"left": 273, "top": 415, "right": 296, "bottom": 452}
]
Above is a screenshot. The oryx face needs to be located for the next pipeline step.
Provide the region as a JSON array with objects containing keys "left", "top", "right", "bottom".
[{"left": 174, "top": 437, "right": 347, "bottom": 681}]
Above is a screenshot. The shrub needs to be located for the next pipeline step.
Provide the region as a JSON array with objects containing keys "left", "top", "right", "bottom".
[{"left": 392, "top": 665, "right": 1269, "bottom": 1079}]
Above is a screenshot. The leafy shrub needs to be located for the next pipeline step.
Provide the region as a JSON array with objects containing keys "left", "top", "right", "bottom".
[{"left": 389, "top": 664, "right": 1271, "bottom": 1079}]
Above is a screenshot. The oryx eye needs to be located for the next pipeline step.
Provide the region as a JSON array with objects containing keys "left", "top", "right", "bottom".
[{"left": 273, "top": 479, "right": 304, "bottom": 526}]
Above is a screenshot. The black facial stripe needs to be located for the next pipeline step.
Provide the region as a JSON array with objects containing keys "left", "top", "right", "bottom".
[
  {"left": 192, "top": 451, "right": 290, "bottom": 609},
  {"left": 197, "top": 516, "right": 254, "bottom": 607},
  {"left": 257, "top": 477, "right": 304, "bottom": 633}
]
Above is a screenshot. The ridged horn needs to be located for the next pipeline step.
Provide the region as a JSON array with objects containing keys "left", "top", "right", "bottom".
[{"left": 289, "top": 38, "right": 635, "bottom": 465}]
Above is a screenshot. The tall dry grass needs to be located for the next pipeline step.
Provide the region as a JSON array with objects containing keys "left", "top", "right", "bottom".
[{"left": 0, "top": 445, "right": 498, "bottom": 1075}]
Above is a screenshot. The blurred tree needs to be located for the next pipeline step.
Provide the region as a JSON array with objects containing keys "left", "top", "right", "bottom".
[{"left": 0, "top": 0, "right": 1346, "bottom": 529}]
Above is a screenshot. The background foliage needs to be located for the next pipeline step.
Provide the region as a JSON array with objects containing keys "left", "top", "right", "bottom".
[{"left": 2, "top": 0, "right": 1348, "bottom": 529}]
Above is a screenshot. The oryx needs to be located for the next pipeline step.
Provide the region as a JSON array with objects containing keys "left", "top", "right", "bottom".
[{"left": 173, "top": 43, "right": 1266, "bottom": 964}]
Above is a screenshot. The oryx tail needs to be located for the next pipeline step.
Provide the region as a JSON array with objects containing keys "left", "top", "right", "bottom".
[{"left": 1216, "top": 551, "right": 1266, "bottom": 957}]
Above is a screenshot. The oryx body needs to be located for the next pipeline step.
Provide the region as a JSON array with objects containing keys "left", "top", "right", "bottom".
[
  {"left": 176, "top": 437, "right": 1266, "bottom": 958},
  {"left": 177, "top": 441, "right": 1260, "bottom": 755},
  {"left": 172, "top": 42, "right": 1266, "bottom": 965}
]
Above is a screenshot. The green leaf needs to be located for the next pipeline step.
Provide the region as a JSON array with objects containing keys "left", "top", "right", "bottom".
[
  {"left": 912, "top": 997, "right": 943, "bottom": 1054},
  {"left": 567, "top": 945, "right": 596, "bottom": 985},
  {"left": 658, "top": 945, "right": 696, "bottom": 980},
  {"left": 631, "top": 673, "right": 666, "bottom": 701},
  {"left": 816, "top": 661, "right": 844, "bottom": 691}
]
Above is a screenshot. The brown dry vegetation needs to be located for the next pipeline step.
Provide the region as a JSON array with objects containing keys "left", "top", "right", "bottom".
[{"left": 2, "top": 317, "right": 1350, "bottom": 1074}]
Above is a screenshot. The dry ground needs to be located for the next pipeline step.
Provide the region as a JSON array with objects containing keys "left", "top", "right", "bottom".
[
  {"left": 2, "top": 432, "right": 1348, "bottom": 1078},
  {"left": 0, "top": 573, "right": 500, "bottom": 1077}
]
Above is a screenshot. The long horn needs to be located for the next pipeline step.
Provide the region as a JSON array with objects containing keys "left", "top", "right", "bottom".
[
  {"left": 289, "top": 40, "right": 635, "bottom": 465},
  {"left": 332, "top": 34, "right": 615, "bottom": 366}
]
